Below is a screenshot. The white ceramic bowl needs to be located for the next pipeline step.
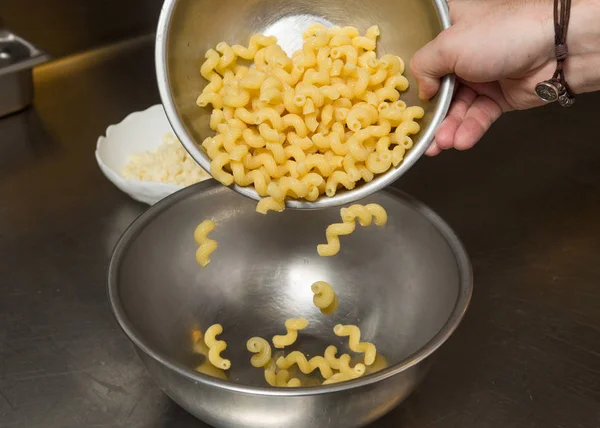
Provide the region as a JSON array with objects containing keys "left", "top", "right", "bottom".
[{"left": 95, "top": 104, "right": 210, "bottom": 205}]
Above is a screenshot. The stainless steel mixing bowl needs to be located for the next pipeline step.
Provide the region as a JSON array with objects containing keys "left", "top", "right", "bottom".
[
  {"left": 156, "top": 0, "right": 455, "bottom": 209},
  {"left": 108, "top": 181, "right": 472, "bottom": 428}
]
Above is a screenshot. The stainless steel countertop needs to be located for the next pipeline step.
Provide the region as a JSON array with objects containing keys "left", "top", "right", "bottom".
[{"left": 1, "top": 35, "right": 599, "bottom": 428}]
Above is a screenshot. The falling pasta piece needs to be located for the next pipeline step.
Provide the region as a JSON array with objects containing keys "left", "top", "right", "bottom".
[
  {"left": 311, "top": 281, "right": 339, "bottom": 315},
  {"left": 318, "top": 203, "right": 387, "bottom": 256},
  {"left": 194, "top": 220, "right": 218, "bottom": 267}
]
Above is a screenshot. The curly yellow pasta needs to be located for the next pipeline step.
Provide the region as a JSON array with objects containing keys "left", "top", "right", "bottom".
[
  {"left": 191, "top": 329, "right": 228, "bottom": 380},
  {"left": 246, "top": 337, "right": 272, "bottom": 368},
  {"left": 366, "top": 150, "right": 392, "bottom": 174},
  {"left": 322, "top": 345, "right": 366, "bottom": 385},
  {"left": 393, "top": 107, "right": 425, "bottom": 145},
  {"left": 317, "top": 220, "right": 356, "bottom": 257},
  {"left": 232, "top": 34, "right": 277, "bottom": 60},
  {"left": 204, "top": 324, "right": 231, "bottom": 370},
  {"left": 346, "top": 103, "right": 379, "bottom": 132},
  {"left": 276, "top": 351, "right": 334, "bottom": 379},
  {"left": 264, "top": 360, "right": 302, "bottom": 387},
  {"left": 209, "top": 152, "right": 234, "bottom": 186},
  {"left": 197, "top": 25, "right": 424, "bottom": 212},
  {"left": 311, "top": 281, "right": 339, "bottom": 315},
  {"left": 194, "top": 220, "right": 218, "bottom": 267},
  {"left": 322, "top": 370, "right": 364, "bottom": 385},
  {"left": 323, "top": 345, "right": 344, "bottom": 370},
  {"left": 231, "top": 162, "right": 270, "bottom": 196},
  {"left": 317, "top": 203, "right": 387, "bottom": 256},
  {"left": 325, "top": 171, "right": 356, "bottom": 197},
  {"left": 334, "top": 324, "right": 376, "bottom": 366},
  {"left": 256, "top": 196, "right": 286, "bottom": 214},
  {"left": 340, "top": 203, "right": 388, "bottom": 227},
  {"left": 272, "top": 318, "right": 309, "bottom": 349}
]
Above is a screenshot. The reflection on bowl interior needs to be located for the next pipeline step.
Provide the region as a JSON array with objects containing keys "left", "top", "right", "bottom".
[{"left": 117, "top": 185, "right": 461, "bottom": 387}]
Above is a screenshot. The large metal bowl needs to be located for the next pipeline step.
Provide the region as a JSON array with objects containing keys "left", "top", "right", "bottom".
[
  {"left": 108, "top": 181, "right": 472, "bottom": 428},
  {"left": 156, "top": 0, "right": 454, "bottom": 209}
]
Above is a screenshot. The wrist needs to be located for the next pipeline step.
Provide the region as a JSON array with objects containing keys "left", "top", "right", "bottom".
[
  {"left": 537, "top": 0, "right": 600, "bottom": 94},
  {"left": 568, "top": 0, "right": 600, "bottom": 94}
]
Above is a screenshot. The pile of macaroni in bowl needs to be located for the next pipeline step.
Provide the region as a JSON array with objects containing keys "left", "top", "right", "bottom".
[{"left": 197, "top": 23, "right": 424, "bottom": 214}]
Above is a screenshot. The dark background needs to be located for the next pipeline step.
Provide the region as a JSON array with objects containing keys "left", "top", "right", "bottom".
[
  {"left": 2, "top": 0, "right": 163, "bottom": 57},
  {"left": 1, "top": 1, "right": 599, "bottom": 427}
]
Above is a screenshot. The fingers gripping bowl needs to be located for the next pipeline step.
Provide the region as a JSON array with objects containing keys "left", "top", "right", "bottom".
[
  {"left": 156, "top": 0, "right": 454, "bottom": 209},
  {"left": 107, "top": 182, "right": 472, "bottom": 428}
]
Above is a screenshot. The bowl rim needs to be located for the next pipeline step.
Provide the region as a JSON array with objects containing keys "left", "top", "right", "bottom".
[
  {"left": 107, "top": 181, "right": 473, "bottom": 396},
  {"left": 155, "top": 0, "right": 455, "bottom": 209}
]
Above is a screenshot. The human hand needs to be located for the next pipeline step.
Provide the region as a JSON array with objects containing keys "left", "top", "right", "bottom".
[{"left": 411, "top": 0, "right": 599, "bottom": 155}]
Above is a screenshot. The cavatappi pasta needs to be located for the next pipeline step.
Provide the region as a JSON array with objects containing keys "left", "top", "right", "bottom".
[
  {"left": 247, "top": 337, "right": 302, "bottom": 387},
  {"left": 191, "top": 329, "right": 228, "bottom": 380},
  {"left": 322, "top": 346, "right": 366, "bottom": 385},
  {"left": 246, "top": 337, "right": 272, "bottom": 368},
  {"left": 197, "top": 24, "right": 424, "bottom": 213},
  {"left": 311, "top": 281, "right": 339, "bottom": 315},
  {"left": 264, "top": 359, "right": 301, "bottom": 387},
  {"left": 276, "top": 351, "right": 334, "bottom": 379},
  {"left": 334, "top": 324, "right": 377, "bottom": 366},
  {"left": 191, "top": 273, "right": 386, "bottom": 385},
  {"left": 322, "top": 369, "right": 365, "bottom": 385},
  {"left": 323, "top": 345, "right": 366, "bottom": 381},
  {"left": 318, "top": 203, "right": 388, "bottom": 256},
  {"left": 194, "top": 220, "right": 218, "bottom": 267},
  {"left": 204, "top": 324, "right": 232, "bottom": 370},
  {"left": 272, "top": 318, "right": 309, "bottom": 349}
]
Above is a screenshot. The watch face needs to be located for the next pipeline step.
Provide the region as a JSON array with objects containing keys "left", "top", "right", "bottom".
[{"left": 535, "top": 81, "right": 559, "bottom": 102}]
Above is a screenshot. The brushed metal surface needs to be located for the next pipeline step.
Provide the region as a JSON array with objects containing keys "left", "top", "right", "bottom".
[
  {"left": 108, "top": 182, "right": 472, "bottom": 428},
  {"left": 0, "top": 30, "right": 48, "bottom": 117},
  {"left": 156, "top": 0, "right": 455, "bottom": 209},
  {"left": 1, "top": 0, "right": 163, "bottom": 57},
  {"left": 2, "top": 35, "right": 600, "bottom": 428}
]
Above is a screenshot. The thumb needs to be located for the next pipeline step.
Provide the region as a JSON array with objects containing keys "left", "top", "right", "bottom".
[{"left": 410, "top": 29, "right": 458, "bottom": 100}]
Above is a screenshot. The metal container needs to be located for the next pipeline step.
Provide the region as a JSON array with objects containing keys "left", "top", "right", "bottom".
[
  {"left": 108, "top": 181, "right": 472, "bottom": 428},
  {"left": 0, "top": 29, "right": 49, "bottom": 118},
  {"left": 155, "top": 0, "right": 454, "bottom": 209}
]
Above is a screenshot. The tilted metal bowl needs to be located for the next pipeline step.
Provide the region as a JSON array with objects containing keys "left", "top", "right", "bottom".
[
  {"left": 108, "top": 181, "right": 472, "bottom": 428},
  {"left": 156, "top": 0, "right": 454, "bottom": 209}
]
